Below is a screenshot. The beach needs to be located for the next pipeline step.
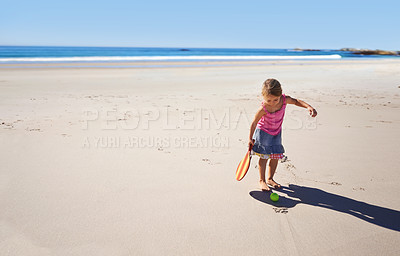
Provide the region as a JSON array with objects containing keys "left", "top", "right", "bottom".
[{"left": 1, "top": 59, "right": 399, "bottom": 255}]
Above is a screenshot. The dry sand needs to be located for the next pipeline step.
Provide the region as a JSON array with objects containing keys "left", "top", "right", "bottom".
[{"left": 0, "top": 59, "right": 399, "bottom": 255}]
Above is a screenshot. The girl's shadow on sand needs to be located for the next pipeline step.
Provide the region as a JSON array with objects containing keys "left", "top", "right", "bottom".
[{"left": 249, "top": 184, "right": 400, "bottom": 232}]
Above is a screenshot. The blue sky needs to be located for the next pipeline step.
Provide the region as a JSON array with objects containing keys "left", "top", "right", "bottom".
[{"left": 1, "top": 0, "right": 399, "bottom": 50}]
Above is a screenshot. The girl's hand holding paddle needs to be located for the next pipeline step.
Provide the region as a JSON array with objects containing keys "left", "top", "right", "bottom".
[{"left": 248, "top": 139, "right": 255, "bottom": 149}]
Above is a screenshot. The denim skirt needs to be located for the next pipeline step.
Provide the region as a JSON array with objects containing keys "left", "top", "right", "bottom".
[{"left": 252, "top": 128, "right": 285, "bottom": 155}]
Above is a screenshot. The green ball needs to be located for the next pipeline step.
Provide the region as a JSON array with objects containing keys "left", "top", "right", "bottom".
[{"left": 270, "top": 193, "right": 279, "bottom": 202}]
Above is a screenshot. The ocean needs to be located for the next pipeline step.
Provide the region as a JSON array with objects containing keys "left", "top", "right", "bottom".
[{"left": 0, "top": 46, "right": 395, "bottom": 64}]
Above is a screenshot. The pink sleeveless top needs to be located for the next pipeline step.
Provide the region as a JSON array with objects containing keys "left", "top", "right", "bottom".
[{"left": 257, "top": 94, "right": 286, "bottom": 136}]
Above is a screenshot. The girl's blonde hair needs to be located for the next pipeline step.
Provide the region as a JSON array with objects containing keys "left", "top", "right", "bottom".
[{"left": 262, "top": 78, "right": 282, "bottom": 97}]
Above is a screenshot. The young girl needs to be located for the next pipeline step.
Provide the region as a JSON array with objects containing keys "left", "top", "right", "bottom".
[{"left": 249, "top": 78, "right": 317, "bottom": 192}]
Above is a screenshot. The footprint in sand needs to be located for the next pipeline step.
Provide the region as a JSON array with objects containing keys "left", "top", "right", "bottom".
[
  {"left": 201, "top": 158, "right": 221, "bottom": 165},
  {"left": 26, "top": 128, "right": 41, "bottom": 132},
  {"left": 1, "top": 122, "right": 14, "bottom": 129},
  {"left": 284, "top": 161, "right": 296, "bottom": 172},
  {"left": 330, "top": 182, "right": 342, "bottom": 186},
  {"left": 1, "top": 119, "right": 24, "bottom": 129},
  {"left": 273, "top": 207, "right": 288, "bottom": 214}
]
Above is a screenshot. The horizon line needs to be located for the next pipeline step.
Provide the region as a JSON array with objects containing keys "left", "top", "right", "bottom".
[{"left": 0, "top": 45, "right": 390, "bottom": 51}]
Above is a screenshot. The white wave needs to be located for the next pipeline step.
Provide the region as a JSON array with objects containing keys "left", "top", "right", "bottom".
[{"left": 0, "top": 55, "right": 342, "bottom": 62}]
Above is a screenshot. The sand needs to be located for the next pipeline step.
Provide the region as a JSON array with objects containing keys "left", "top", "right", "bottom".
[{"left": 0, "top": 59, "right": 399, "bottom": 255}]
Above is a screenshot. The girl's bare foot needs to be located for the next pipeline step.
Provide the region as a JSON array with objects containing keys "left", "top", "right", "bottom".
[
  {"left": 259, "top": 180, "right": 271, "bottom": 192},
  {"left": 267, "top": 179, "right": 281, "bottom": 189}
]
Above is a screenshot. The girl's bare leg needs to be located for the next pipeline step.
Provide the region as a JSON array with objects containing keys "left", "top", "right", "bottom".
[
  {"left": 258, "top": 158, "right": 271, "bottom": 191},
  {"left": 266, "top": 159, "right": 281, "bottom": 189}
]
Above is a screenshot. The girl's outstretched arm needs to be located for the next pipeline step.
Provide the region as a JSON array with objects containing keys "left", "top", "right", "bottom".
[
  {"left": 286, "top": 95, "right": 318, "bottom": 117},
  {"left": 248, "top": 107, "right": 265, "bottom": 147}
]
